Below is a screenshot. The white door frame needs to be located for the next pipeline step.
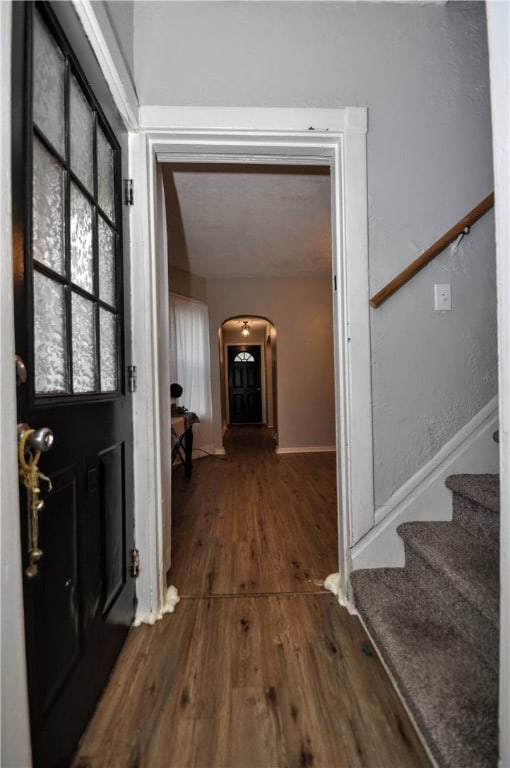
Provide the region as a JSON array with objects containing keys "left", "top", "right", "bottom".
[{"left": 131, "top": 106, "right": 373, "bottom": 620}]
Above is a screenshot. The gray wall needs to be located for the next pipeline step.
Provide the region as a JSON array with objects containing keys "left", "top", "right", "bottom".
[{"left": 134, "top": 1, "right": 497, "bottom": 506}]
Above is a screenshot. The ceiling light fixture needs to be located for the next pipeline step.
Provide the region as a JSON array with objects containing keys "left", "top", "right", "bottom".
[{"left": 241, "top": 321, "right": 251, "bottom": 337}]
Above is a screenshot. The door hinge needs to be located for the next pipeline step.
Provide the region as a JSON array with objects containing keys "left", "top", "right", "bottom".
[
  {"left": 130, "top": 548, "right": 140, "bottom": 578},
  {"left": 128, "top": 365, "right": 137, "bottom": 393},
  {"left": 125, "top": 179, "right": 134, "bottom": 206}
]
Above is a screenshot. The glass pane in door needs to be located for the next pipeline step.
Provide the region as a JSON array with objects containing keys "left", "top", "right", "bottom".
[
  {"left": 70, "top": 76, "right": 94, "bottom": 192},
  {"left": 33, "top": 272, "right": 68, "bottom": 394},
  {"left": 98, "top": 217, "right": 116, "bottom": 306},
  {"left": 70, "top": 183, "right": 94, "bottom": 294},
  {"left": 97, "top": 127, "right": 115, "bottom": 223},
  {"left": 72, "top": 293, "right": 96, "bottom": 393},
  {"left": 33, "top": 136, "right": 65, "bottom": 275},
  {"left": 33, "top": 10, "right": 65, "bottom": 155},
  {"left": 100, "top": 308, "right": 117, "bottom": 392}
]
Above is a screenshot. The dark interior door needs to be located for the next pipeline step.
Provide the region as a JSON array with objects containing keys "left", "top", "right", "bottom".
[
  {"left": 228, "top": 345, "right": 263, "bottom": 423},
  {"left": 12, "top": 4, "right": 136, "bottom": 766}
]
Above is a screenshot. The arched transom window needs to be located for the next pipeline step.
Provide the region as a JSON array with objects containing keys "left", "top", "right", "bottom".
[{"left": 234, "top": 351, "right": 255, "bottom": 363}]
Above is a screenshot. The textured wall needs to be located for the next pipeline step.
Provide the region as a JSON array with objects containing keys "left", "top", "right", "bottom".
[
  {"left": 207, "top": 276, "right": 335, "bottom": 451},
  {"left": 134, "top": 1, "right": 496, "bottom": 506},
  {"left": 372, "top": 212, "right": 496, "bottom": 502}
]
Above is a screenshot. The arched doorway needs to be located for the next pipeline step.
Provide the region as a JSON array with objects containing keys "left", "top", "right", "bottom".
[{"left": 219, "top": 316, "right": 278, "bottom": 445}]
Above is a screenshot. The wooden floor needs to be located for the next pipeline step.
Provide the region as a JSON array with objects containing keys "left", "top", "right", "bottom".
[
  {"left": 72, "top": 426, "right": 432, "bottom": 768},
  {"left": 169, "top": 426, "right": 338, "bottom": 596}
]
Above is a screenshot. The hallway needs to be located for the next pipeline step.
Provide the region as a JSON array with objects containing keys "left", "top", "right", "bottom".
[{"left": 72, "top": 428, "right": 431, "bottom": 767}]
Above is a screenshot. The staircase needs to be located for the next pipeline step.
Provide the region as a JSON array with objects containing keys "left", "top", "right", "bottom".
[{"left": 351, "top": 473, "right": 500, "bottom": 768}]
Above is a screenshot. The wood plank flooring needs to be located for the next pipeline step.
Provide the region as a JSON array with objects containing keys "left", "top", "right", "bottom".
[
  {"left": 72, "top": 426, "right": 432, "bottom": 768},
  {"left": 170, "top": 426, "right": 338, "bottom": 596}
]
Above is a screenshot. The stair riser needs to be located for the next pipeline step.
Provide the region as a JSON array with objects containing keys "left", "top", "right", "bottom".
[
  {"left": 451, "top": 492, "right": 499, "bottom": 544},
  {"left": 402, "top": 544, "right": 499, "bottom": 673}
]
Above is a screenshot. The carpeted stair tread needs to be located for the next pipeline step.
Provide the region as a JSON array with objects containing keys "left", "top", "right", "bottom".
[
  {"left": 396, "top": 522, "right": 498, "bottom": 672},
  {"left": 397, "top": 520, "right": 499, "bottom": 629},
  {"left": 351, "top": 567, "right": 498, "bottom": 768},
  {"left": 445, "top": 473, "right": 499, "bottom": 514}
]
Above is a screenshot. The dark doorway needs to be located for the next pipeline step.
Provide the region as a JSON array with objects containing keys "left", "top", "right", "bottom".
[
  {"left": 228, "top": 345, "right": 263, "bottom": 423},
  {"left": 12, "top": 4, "right": 136, "bottom": 766}
]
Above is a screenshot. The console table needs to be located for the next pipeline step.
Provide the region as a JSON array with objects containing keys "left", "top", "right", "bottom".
[{"left": 171, "top": 412, "right": 199, "bottom": 478}]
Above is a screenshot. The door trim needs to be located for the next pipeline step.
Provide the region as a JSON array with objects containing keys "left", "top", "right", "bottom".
[
  {"left": 70, "top": 0, "right": 138, "bottom": 131},
  {"left": 131, "top": 106, "right": 373, "bottom": 621},
  {"left": 1, "top": 2, "right": 33, "bottom": 764}
]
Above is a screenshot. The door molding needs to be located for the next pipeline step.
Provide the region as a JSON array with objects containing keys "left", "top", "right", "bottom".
[
  {"left": 131, "top": 106, "right": 373, "bottom": 620},
  {"left": 70, "top": 0, "right": 138, "bottom": 130},
  {"left": 1, "top": 2, "right": 33, "bottom": 764}
]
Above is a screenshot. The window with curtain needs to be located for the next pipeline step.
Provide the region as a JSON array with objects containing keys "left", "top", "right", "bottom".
[{"left": 169, "top": 294, "right": 214, "bottom": 456}]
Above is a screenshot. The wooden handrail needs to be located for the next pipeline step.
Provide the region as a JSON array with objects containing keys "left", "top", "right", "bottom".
[{"left": 370, "top": 193, "right": 495, "bottom": 308}]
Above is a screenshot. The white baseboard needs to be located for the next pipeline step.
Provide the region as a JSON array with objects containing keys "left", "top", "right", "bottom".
[
  {"left": 215, "top": 447, "right": 226, "bottom": 456},
  {"left": 276, "top": 445, "right": 336, "bottom": 455},
  {"left": 352, "top": 396, "right": 499, "bottom": 570}
]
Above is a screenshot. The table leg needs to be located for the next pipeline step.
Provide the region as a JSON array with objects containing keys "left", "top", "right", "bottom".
[{"left": 184, "top": 426, "right": 193, "bottom": 478}]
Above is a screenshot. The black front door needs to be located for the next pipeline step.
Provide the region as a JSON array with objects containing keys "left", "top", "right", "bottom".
[
  {"left": 228, "top": 345, "right": 263, "bottom": 423},
  {"left": 12, "top": 4, "right": 136, "bottom": 766}
]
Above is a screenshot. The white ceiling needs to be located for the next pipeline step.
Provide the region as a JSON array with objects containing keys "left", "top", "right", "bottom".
[{"left": 162, "top": 164, "right": 332, "bottom": 280}]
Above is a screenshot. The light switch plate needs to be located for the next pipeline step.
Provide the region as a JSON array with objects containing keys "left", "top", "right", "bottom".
[{"left": 434, "top": 283, "right": 451, "bottom": 311}]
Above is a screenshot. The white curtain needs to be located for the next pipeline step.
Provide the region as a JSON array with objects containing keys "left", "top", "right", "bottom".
[{"left": 169, "top": 294, "right": 214, "bottom": 456}]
